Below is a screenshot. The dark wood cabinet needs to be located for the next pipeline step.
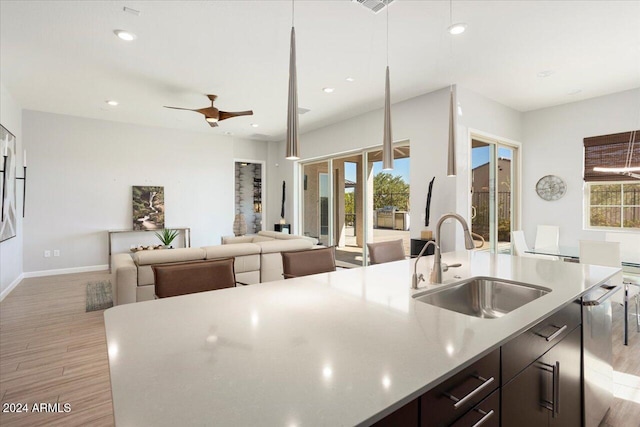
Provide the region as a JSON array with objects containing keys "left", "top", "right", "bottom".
[
  {"left": 503, "top": 326, "right": 582, "bottom": 427},
  {"left": 421, "top": 348, "right": 500, "bottom": 426},
  {"left": 502, "top": 301, "right": 581, "bottom": 382},
  {"left": 371, "top": 398, "right": 419, "bottom": 427},
  {"left": 449, "top": 389, "right": 499, "bottom": 427},
  {"left": 369, "top": 305, "right": 582, "bottom": 427}
]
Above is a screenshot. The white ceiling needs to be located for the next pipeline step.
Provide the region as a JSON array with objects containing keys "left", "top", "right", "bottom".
[{"left": 1, "top": 1, "right": 639, "bottom": 141}]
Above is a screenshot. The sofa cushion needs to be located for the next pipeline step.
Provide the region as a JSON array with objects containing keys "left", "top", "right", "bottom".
[
  {"left": 204, "top": 243, "right": 260, "bottom": 258},
  {"left": 256, "top": 239, "right": 313, "bottom": 254},
  {"left": 257, "top": 230, "right": 319, "bottom": 245},
  {"left": 133, "top": 247, "right": 206, "bottom": 266},
  {"left": 221, "top": 235, "right": 255, "bottom": 244}
]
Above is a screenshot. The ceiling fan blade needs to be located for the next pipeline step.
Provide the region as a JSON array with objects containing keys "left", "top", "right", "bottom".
[
  {"left": 218, "top": 110, "right": 254, "bottom": 121},
  {"left": 163, "top": 106, "right": 198, "bottom": 111},
  {"left": 207, "top": 121, "right": 219, "bottom": 128}
]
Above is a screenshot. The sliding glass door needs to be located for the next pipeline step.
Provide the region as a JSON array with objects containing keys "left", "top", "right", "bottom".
[
  {"left": 299, "top": 143, "right": 410, "bottom": 266},
  {"left": 471, "top": 137, "right": 518, "bottom": 253},
  {"left": 302, "top": 161, "right": 331, "bottom": 246}
]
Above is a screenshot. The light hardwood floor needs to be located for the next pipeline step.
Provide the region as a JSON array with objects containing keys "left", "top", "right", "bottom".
[{"left": 1, "top": 272, "right": 639, "bottom": 426}]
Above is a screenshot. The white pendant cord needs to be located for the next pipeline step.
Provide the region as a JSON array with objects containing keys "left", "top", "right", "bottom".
[{"left": 386, "top": 0, "right": 389, "bottom": 66}]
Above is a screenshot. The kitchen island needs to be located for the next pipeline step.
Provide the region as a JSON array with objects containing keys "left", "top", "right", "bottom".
[{"left": 104, "top": 251, "right": 619, "bottom": 426}]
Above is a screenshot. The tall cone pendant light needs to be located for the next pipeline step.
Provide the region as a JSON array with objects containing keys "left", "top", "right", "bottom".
[
  {"left": 447, "top": 84, "right": 457, "bottom": 177},
  {"left": 382, "top": 66, "right": 393, "bottom": 170},
  {"left": 285, "top": 1, "right": 299, "bottom": 160},
  {"left": 382, "top": 1, "right": 393, "bottom": 171}
]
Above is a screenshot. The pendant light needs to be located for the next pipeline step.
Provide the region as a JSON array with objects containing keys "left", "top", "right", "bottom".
[
  {"left": 446, "top": 0, "right": 460, "bottom": 177},
  {"left": 382, "top": 0, "right": 393, "bottom": 171},
  {"left": 285, "top": 0, "right": 300, "bottom": 160},
  {"left": 447, "top": 84, "right": 457, "bottom": 177}
]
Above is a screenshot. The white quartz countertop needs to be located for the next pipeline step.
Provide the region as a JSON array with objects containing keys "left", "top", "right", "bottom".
[{"left": 104, "top": 251, "right": 619, "bottom": 426}]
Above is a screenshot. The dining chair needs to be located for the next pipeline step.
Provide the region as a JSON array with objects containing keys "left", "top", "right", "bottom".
[
  {"left": 605, "top": 232, "right": 640, "bottom": 271},
  {"left": 511, "top": 230, "right": 558, "bottom": 260},
  {"left": 367, "top": 239, "right": 406, "bottom": 265},
  {"left": 281, "top": 246, "right": 336, "bottom": 279},
  {"left": 152, "top": 258, "right": 236, "bottom": 298},
  {"left": 533, "top": 225, "right": 559, "bottom": 250},
  {"left": 580, "top": 240, "right": 639, "bottom": 343}
]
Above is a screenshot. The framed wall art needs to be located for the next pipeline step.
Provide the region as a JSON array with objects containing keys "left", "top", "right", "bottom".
[
  {"left": 132, "top": 186, "right": 164, "bottom": 230},
  {"left": 0, "top": 125, "right": 17, "bottom": 242}
]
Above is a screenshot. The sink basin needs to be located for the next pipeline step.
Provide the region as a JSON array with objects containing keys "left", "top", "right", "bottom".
[{"left": 413, "top": 277, "right": 551, "bottom": 319}]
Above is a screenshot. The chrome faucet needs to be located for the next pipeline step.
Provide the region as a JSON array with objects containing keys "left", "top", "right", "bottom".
[
  {"left": 429, "top": 213, "right": 476, "bottom": 284},
  {"left": 412, "top": 240, "right": 437, "bottom": 289}
]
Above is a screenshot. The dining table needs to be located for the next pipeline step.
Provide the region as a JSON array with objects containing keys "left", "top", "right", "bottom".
[{"left": 527, "top": 245, "right": 640, "bottom": 345}]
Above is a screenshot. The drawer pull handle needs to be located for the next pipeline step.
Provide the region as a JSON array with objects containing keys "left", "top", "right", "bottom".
[
  {"left": 538, "top": 324, "right": 568, "bottom": 342},
  {"left": 539, "top": 361, "right": 560, "bottom": 417},
  {"left": 471, "top": 409, "right": 495, "bottom": 427},
  {"left": 445, "top": 375, "right": 495, "bottom": 409}
]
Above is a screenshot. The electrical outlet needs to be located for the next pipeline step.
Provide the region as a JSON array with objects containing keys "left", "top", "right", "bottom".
[
  {"left": 44, "top": 250, "right": 51, "bottom": 258},
  {"left": 53, "top": 250, "right": 60, "bottom": 257}
]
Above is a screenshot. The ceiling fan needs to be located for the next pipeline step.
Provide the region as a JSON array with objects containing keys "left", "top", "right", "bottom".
[{"left": 164, "top": 94, "right": 253, "bottom": 127}]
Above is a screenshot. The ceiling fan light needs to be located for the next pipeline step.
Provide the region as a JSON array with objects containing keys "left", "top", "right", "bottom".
[
  {"left": 447, "top": 23, "right": 467, "bottom": 35},
  {"left": 114, "top": 30, "right": 137, "bottom": 41},
  {"left": 205, "top": 117, "right": 218, "bottom": 123}
]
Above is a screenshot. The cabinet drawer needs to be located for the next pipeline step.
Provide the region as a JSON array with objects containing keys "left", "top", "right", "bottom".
[
  {"left": 371, "top": 398, "right": 418, "bottom": 427},
  {"left": 421, "top": 348, "right": 500, "bottom": 427},
  {"left": 450, "top": 389, "right": 499, "bottom": 427},
  {"left": 502, "top": 300, "right": 581, "bottom": 383}
]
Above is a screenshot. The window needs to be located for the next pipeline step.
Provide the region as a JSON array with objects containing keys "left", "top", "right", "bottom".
[
  {"left": 584, "top": 130, "right": 640, "bottom": 230},
  {"left": 587, "top": 182, "right": 640, "bottom": 229}
]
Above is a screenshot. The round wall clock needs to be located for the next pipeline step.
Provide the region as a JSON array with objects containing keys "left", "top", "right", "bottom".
[{"left": 536, "top": 175, "right": 567, "bottom": 201}]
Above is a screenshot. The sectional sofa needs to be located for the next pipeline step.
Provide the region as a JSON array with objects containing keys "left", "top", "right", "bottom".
[{"left": 111, "top": 231, "right": 319, "bottom": 305}]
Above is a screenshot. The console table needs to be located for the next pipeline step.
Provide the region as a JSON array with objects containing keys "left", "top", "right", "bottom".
[
  {"left": 108, "top": 227, "right": 191, "bottom": 270},
  {"left": 410, "top": 238, "right": 435, "bottom": 257},
  {"left": 274, "top": 224, "right": 291, "bottom": 233}
]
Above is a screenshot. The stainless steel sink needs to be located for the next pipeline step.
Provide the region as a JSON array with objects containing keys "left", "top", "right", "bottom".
[{"left": 413, "top": 277, "right": 551, "bottom": 318}]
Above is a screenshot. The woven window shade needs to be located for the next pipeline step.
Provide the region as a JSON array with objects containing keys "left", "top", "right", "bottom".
[{"left": 584, "top": 130, "right": 640, "bottom": 182}]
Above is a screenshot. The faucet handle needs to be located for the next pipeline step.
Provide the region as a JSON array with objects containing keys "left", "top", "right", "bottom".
[{"left": 442, "top": 263, "right": 462, "bottom": 272}]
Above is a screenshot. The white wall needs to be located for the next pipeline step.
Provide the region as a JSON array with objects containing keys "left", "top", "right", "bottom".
[
  {"left": 522, "top": 88, "right": 640, "bottom": 246},
  {"left": 0, "top": 83, "right": 24, "bottom": 299},
  {"left": 22, "top": 111, "right": 267, "bottom": 273},
  {"left": 267, "top": 86, "right": 522, "bottom": 252}
]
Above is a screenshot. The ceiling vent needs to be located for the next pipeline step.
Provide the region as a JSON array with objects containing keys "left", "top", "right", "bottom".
[{"left": 353, "top": 0, "right": 395, "bottom": 14}]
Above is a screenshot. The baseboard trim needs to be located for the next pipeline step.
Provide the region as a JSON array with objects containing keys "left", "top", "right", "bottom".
[
  {"left": 0, "top": 273, "right": 25, "bottom": 302},
  {"left": 23, "top": 264, "right": 109, "bottom": 278}
]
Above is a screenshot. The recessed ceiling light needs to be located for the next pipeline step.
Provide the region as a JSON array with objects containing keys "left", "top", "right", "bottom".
[
  {"left": 322, "top": 87, "right": 335, "bottom": 93},
  {"left": 568, "top": 89, "right": 583, "bottom": 96},
  {"left": 537, "top": 70, "right": 555, "bottom": 78},
  {"left": 345, "top": 77, "right": 355, "bottom": 82},
  {"left": 447, "top": 23, "right": 467, "bottom": 35},
  {"left": 105, "top": 100, "right": 119, "bottom": 106},
  {"left": 114, "top": 30, "right": 137, "bottom": 41},
  {"left": 251, "top": 123, "right": 259, "bottom": 128}
]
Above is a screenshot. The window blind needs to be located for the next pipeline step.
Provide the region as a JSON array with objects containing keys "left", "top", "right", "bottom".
[{"left": 584, "top": 130, "right": 640, "bottom": 182}]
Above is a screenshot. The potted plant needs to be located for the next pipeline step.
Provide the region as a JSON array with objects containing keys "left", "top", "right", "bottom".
[{"left": 155, "top": 229, "right": 179, "bottom": 248}]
